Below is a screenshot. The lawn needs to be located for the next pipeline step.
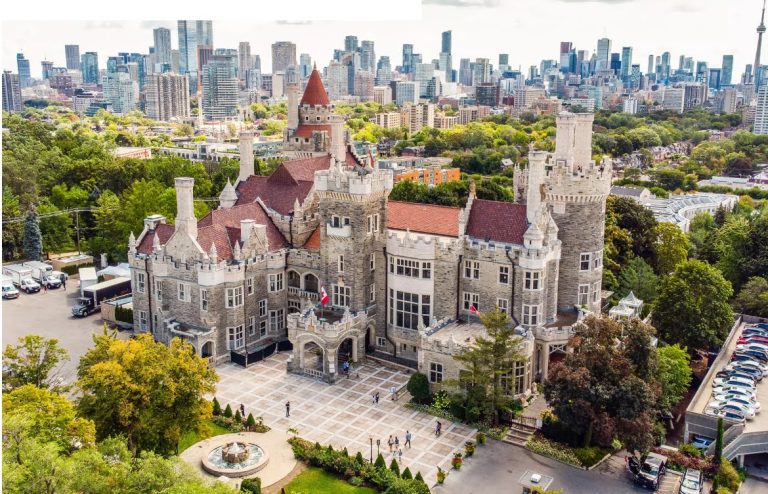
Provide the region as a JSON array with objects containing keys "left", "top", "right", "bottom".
[
  {"left": 178, "top": 420, "right": 230, "bottom": 453},
  {"left": 283, "top": 467, "right": 376, "bottom": 494}
]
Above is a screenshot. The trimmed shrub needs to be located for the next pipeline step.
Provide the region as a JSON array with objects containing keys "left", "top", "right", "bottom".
[
  {"left": 401, "top": 467, "right": 413, "bottom": 480},
  {"left": 464, "top": 440, "right": 475, "bottom": 457},
  {"left": 374, "top": 453, "right": 387, "bottom": 469},
  {"left": 451, "top": 452, "right": 463, "bottom": 470},
  {"left": 212, "top": 397, "right": 221, "bottom": 416},
  {"left": 475, "top": 431, "right": 487, "bottom": 445},
  {"left": 414, "top": 471, "right": 424, "bottom": 484},
  {"left": 715, "top": 417, "right": 724, "bottom": 464},
  {"left": 246, "top": 413, "right": 256, "bottom": 430},
  {"left": 240, "top": 477, "right": 261, "bottom": 494},
  {"left": 436, "top": 467, "right": 448, "bottom": 484},
  {"left": 406, "top": 373, "right": 431, "bottom": 405},
  {"left": 234, "top": 410, "right": 242, "bottom": 423},
  {"left": 348, "top": 476, "right": 364, "bottom": 487},
  {"left": 224, "top": 404, "right": 233, "bottom": 418},
  {"left": 389, "top": 458, "right": 401, "bottom": 477},
  {"left": 355, "top": 451, "right": 365, "bottom": 464},
  {"left": 679, "top": 443, "right": 702, "bottom": 458}
]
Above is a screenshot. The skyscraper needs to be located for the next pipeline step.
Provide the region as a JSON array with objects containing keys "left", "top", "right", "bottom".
[
  {"left": 459, "top": 58, "right": 472, "bottom": 86},
  {"left": 238, "top": 42, "right": 252, "bottom": 82},
  {"left": 41, "top": 61, "right": 53, "bottom": 81},
  {"left": 610, "top": 53, "right": 621, "bottom": 72},
  {"left": 620, "top": 47, "right": 633, "bottom": 81},
  {"left": 360, "top": 40, "right": 375, "bottom": 73},
  {"left": 201, "top": 55, "right": 238, "bottom": 120},
  {"left": 65, "top": 45, "right": 80, "bottom": 70},
  {"left": 299, "top": 53, "right": 312, "bottom": 78},
  {"left": 661, "top": 51, "right": 671, "bottom": 80},
  {"left": 145, "top": 73, "right": 190, "bottom": 121},
  {"left": 153, "top": 28, "right": 172, "bottom": 67},
  {"left": 16, "top": 53, "right": 30, "bottom": 88},
  {"left": 402, "top": 44, "right": 414, "bottom": 74},
  {"left": 722, "top": 55, "right": 734, "bottom": 86},
  {"left": 271, "top": 41, "right": 297, "bottom": 74},
  {"left": 473, "top": 58, "right": 490, "bottom": 85},
  {"left": 596, "top": 38, "right": 611, "bottom": 71},
  {"left": 344, "top": 35, "right": 359, "bottom": 52},
  {"left": 196, "top": 21, "right": 214, "bottom": 47},
  {"left": 2, "top": 71, "right": 22, "bottom": 112},
  {"left": 648, "top": 55, "right": 655, "bottom": 75},
  {"left": 499, "top": 54, "right": 509, "bottom": 67},
  {"left": 754, "top": 85, "right": 768, "bottom": 134},
  {"left": 80, "top": 52, "right": 99, "bottom": 84},
  {"left": 441, "top": 30, "right": 452, "bottom": 54},
  {"left": 756, "top": 0, "right": 767, "bottom": 85},
  {"left": 376, "top": 56, "right": 392, "bottom": 86},
  {"left": 177, "top": 20, "right": 197, "bottom": 76}
]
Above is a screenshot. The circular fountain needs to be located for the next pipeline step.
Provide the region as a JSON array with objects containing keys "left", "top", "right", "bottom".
[{"left": 201, "top": 440, "right": 269, "bottom": 478}]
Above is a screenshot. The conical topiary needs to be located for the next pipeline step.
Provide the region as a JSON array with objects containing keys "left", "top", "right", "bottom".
[
  {"left": 374, "top": 453, "right": 386, "bottom": 469},
  {"left": 223, "top": 404, "right": 233, "bottom": 418},
  {"left": 212, "top": 397, "right": 221, "bottom": 416},
  {"left": 234, "top": 410, "right": 242, "bottom": 423},
  {"left": 389, "top": 458, "right": 400, "bottom": 477},
  {"left": 355, "top": 451, "right": 365, "bottom": 464},
  {"left": 246, "top": 413, "right": 256, "bottom": 429},
  {"left": 414, "top": 471, "right": 425, "bottom": 484},
  {"left": 401, "top": 467, "right": 413, "bottom": 480}
]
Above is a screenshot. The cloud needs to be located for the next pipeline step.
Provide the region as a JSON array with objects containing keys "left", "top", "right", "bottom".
[
  {"left": 556, "top": 0, "right": 634, "bottom": 3},
  {"left": 83, "top": 21, "right": 126, "bottom": 30},
  {"left": 423, "top": 0, "right": 501, "bottom": 7},
  {"left": 276, "top": 20, "right": 313, "bottom": 25}
]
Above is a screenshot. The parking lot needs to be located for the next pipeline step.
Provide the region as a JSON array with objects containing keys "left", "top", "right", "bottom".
[{"left": 2, "top": 278, "right": 131, "bottom": 386}]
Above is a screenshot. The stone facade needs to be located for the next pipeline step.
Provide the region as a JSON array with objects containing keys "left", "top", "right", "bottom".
[{"left": 128, "top": 69, "right": 611, "bottom": 397}]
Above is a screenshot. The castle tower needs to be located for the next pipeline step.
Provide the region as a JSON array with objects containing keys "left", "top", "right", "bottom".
[
  {"left": 174, "top": 177, "right": 198, "bottom": 240},
  {"left": 238, "top": 131, "right": 255, "bottom": 183},
  {"left": 545, "top": 112, "right": 611, "bottom": 313}
]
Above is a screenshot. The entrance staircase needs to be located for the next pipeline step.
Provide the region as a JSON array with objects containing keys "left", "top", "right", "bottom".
[{"left": 502, "top": 419, "right": 537, "bottom": 447}]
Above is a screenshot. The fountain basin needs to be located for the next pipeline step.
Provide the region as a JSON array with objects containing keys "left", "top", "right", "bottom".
[{"left": 201, "top": 441, "right": 269, "bottom": 478}]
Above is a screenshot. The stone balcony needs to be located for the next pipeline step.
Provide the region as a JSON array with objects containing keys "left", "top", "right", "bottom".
[
  {"left": 326, "top": 223, "right": 352, "bottom": 238},
  {"left": 287, "top": 286, "right": 319, "bottom": 301}
]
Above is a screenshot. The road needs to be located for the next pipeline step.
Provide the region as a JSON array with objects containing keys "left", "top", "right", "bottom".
[{"left": 2, "top": 280, "right": 130, "bottom": 386}]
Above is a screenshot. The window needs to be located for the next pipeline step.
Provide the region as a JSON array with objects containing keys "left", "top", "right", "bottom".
[
  {"left": 401, "top": 343, "right": 408, "bottom": 352},
  {"left": 332, "top": 285, "right": 350, "bottom": 307},
  {"left": 288, "top": 300, "right": 301, "bottom": 312},
  {"left": 367, "top": 214, "right": 380, "bottom": 234},
  {"left": 344, "top": 217, "right": 350, "bottom": 226},
  {"left": 524, "top": 271, "right": 541, "bottom": 290},
  {"left": 464, "top": 260, "right": 480, "bottom": 279},
  {"left": 499, "top": 266, "right": 509, "bottom": 284},
  {"left": 226, "top": 286, "right": 244, "bottom": 308},
  {"left": 268, "top": 273, "right": 283, "bottom": 292},
  {"left": 497, "top": 298, "right": 509, "bottom": 314},
  {"left": 580, "top": 253, "right": 591, "bottom": 271},
  {"left": 259, "top": 320, "right": 267, "bottom": 337},
  {"left": 514, "top": 361, "right": 526, "bottom": 394},
  {"left": 389, "top": 290, "right": 430, "bottom": 329},
  {"left": 136, "top": 272, "right": 146, "bottom": 293},
  {"left": 369, "top": 283, "right": 376, "bottom": 303},
  {"left": 259, "top": 299, "right": 267, "bottom": 317},
  {"left": 592, "top": 282, "right": 601, "bottom": 303},
  {"left": 377, "top": 337, "right": 386, "bottom": 347},
  {"left": 227, "top": 325, "right": 244, "bottom": 350},
  {"left": 155, "top": 279, "right": 162, "bottom": 302},
  {"left": 522, "top": 305, "right": 539, "bottom": 326},
  {"left": 269, "top": 309, "right": 285, "bottom": 332},
  {"left": 200, "top": 289, "right": 209, "bottom": 311},
  {"left": 246, "top": 277, "right": 254, "bottom": 295},
  {"left": 463, "top": 292, "right": 479, "bottom": 312},
  {"left": 153, "top": 314, "right": 158, "bottom": 332},
  {"left": 331, "top": 215, "right": 341, "bottom": 228},
  {"left": 248, "top": 316, "right": 256, "bottom": 336},
  {"left": 578, "top": 284, "right": 590, "bottom": 306},
  {"left": 389, "top": 257, "right": 431, "bottom": 279},
  {"left": 429, "top": 362, "right": 443, "bottom": 383},
  {"left": 178, "top": 282, "right": 189, "bottom": 302},
  {"left": 370, "top": 253, "right": 375, "bottom": 271},
  {"left": 338, "top": 255, "right": 345, "bottom": 273},
  {"left": 138, "top": 310, "right": 147, "bottom": 331},
  {"left": 593, "top": 251, "right": 603, "bottom": 270},
  {"left": 422, "top": 262, "right": 431, "bottom": 279}
]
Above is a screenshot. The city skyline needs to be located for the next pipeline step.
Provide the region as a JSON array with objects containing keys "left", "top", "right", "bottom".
[{"left": 1, "top": 0, "right": 752, "bottom": 80}]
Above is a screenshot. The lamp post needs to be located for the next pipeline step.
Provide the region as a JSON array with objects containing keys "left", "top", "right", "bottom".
[
  {"left": 369, "top": 436, "right": 373, "bottom": 463},
  {"left": 376, "top": 438, "right": 381, "bottom": 458}
]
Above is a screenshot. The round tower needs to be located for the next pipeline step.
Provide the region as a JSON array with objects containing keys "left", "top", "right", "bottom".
[{"left": 545, "top": 112, "right": 612, "bottom": 314}]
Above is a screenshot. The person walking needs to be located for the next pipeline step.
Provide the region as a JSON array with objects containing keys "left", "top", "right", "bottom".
[
  {"left": 372, "top": 393, "right": 377, "bottom": 405},
  {"left": 405, "top": 430, "right": 412, "bottom": 448},
  {"left": 398, "top": 448, "right": 403, "bottom": 463},
  {"left": 375, "top": 392, "right": 380, "bottom": 405},
  {"left": 395, "top": 436, "right": 400, "bottom": 450},
  {"left": 61, "top": 276, "right": 66, "bottom": 290},
  {"left": 435, "top": 421, "right": 442, "bottom": 437},
  {"left": 42, "top": 282, "right": 48, "bottom": 293},
  {"left": 387, "top": 435, "right": 394, "bottom": 453},
  {"left": 391, "top": 385, "right": 397, "bottom": 400},
  {"left": 285, "top": 401, "right": 290, "bottom": 418},
  {"left": 240, "top": 403, "right": 245, "bottom": 416}
]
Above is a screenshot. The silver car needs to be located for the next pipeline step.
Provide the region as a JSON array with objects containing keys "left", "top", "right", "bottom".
[{"left": 679, "top": 468, "right": 702, "bottom": 494}]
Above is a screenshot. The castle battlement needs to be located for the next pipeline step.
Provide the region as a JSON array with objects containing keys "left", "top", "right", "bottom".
[{"left": 315, "top": 167, "right": 394, "bottom": 197}]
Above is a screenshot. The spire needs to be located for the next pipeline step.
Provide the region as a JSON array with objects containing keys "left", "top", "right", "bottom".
[
  {"left": 756, "top": 0, "right": 767, "bottom": 86},
  {"left": 128, "top": 231, "right": 136, "bottom": 254},
  {"left": 300, "top": 68, "right": 330, "bottom": 106},
  {"left": 209, "top": 242, "right": 218, "bottom": 263},
  {"left": 152, "top": 231, "right": 161, "bottom": 252},
  {"left": 219, "top": 178, "right": 238, "bottom": 208},
  {"left": 233, "top": 241, "right": 241, "bottom": 261}
]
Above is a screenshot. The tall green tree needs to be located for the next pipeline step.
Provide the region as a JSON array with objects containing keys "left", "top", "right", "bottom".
[
  {"left": 3, "top": 187, "right": 24, "bottom": 261},
  {"left": 451, "top": 307, "right": 528, "bottom": 425},
  {"left": 653, "top": 260, "right": 734, "bottom": 351},
  {"left": 23, "top": 206, "right": 43, "bottom": 261},
  {"left": 653, "top": 222, "right": 690, "bottom": 275},
  {"left": 76, "top": 332, "right": 218, "bottom": 455},
  {"left": 616, "top": 258, "right": 659, "bottom": 306},
  {"left": 3, "top": 335, "right": 70, "bottom": 392},
  {"left": 656, "top": 345, "right": 692, "bottom": 412},
  {"left": 733, "top": 276, "right": 768, "bottom": 317}
]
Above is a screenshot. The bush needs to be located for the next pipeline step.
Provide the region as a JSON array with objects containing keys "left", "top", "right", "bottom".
[
  {"left": 407, "top": 373, "right": 431, "bottom": 405},
  {"left": 451, "top": 452, "right": 463, "bottom": 470},
  {"left": 389, "top": 458, "right": 401, "bottom": 477},
  {"left": 355, "top": 451, "right": 365, "bottom": 464},
  {"left": 653, "top": 421, "right": 666, "bottom": 446},
  {"left": 464, "top": 441, "right": 475, "bottom": 457},
  {"left": 652, "top": 447, "right": 715, "bottom": 475},
  {"left": 234, "top": 410, "right": 242, "bottom": 423},
  {"left": 224, "top": 404, "right": 233, "bottom": 418},
  {"left": 573, "top": 446, "right": 610, "bottom": 468},
  {"left": 679, "top": 443, "right": 702, "bottom": 458},
  {"left": 526, "top": 435, "right": 583, "bottom": 467},
  {"left": 475, "top": 431, "right": 487, "bottom": 445},
  {"left": 414, "top": 471, "right": 424, "bottom": 484},
  {"left": 401, "top": 467, "right": 413, "bottom": 480},
  {"left": 246, "top": 412, "right": 256, "bottom": 429},
  {"left": 714, "top": 460, "right": 741, "bottom": 492},
  {"left": 374, "top": 453, "right": 387, "bottom": 469},
  {"left": 212, "top": 397, "right": 221, "bottom": 416},
  {"left": 436, "top": 467, "right": 448, "bottom": 484},
  {"left": 348, "top": 476, "right": 364, "bottom": 487},
  {"left": 240, "top": 477, "right": 261, "bottom": 494}
]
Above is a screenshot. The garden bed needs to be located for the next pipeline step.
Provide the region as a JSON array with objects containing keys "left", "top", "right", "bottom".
[
  {"left": 525, "top": 434, "right": 612, "bottom": 469},
  {"left": 283, "top": 467, "right": 376, "bottom": 494}
]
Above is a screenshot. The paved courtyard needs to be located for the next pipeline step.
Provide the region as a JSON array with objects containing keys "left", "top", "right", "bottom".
[{"left": 214, "top": 352, "right": 476, "bottom": 483}]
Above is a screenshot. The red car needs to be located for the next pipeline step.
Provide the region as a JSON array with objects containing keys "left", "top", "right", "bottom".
[{"left": 738, "top": 336, "right": 768, "bottom": 345}]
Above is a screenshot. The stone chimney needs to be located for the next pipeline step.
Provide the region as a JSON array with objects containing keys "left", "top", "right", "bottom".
[
  {"left": 287, "top": 83, "right": 299, "bottom": 131},
  {"left": 174, "top": 177, "right": 197, "bottom": 240},
  {"left": 330, "top": 116, "right": 345, "bottom": 163},
  {"left": 240, "top": 219, "right": 255, "bottom": 245},
  {"left": 252, "top": 224, "right": 268, "bottom": 254},
  {"left": 238, "top": 131, "right": 255, "bottom": 183},
  {"left": 526, "top": 151, "right": 547, "bottom": 224}
]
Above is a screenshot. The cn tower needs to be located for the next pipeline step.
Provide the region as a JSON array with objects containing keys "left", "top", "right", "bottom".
[{"left": 756, "top": 0, "right": 767, "bottom": 86}]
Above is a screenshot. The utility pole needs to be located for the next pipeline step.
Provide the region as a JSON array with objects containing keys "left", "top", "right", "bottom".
[{"left": 75, "top": 210, "right": 81, "bottom": 254}]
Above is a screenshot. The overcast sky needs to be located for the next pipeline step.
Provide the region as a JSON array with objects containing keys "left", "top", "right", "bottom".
[{"left": 1, "top": 0, "right": 755, "bottom": 79}]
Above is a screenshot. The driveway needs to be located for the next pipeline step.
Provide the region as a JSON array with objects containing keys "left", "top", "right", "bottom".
[{"left": 2, "top": 279, "right": 130, "bottom": 386}]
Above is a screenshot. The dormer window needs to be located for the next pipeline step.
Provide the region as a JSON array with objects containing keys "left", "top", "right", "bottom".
[{"left": 316, "top": 116, "right": 321, "bottom": 121}]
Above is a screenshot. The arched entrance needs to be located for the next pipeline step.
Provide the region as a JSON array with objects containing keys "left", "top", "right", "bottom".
[
  {"left": 201, "top": 341, "right": 214, "bottom": 359},
  {"left": 338, "top": 337, "right": 355, "bottom": 363},
  {"left": 365, "top": 326, "right": 376, "bottom": 354},
  {"left": 301, "top": 340, "right": 325, "bottom": 373},
  {"left": 304, "top": 273, "right": 319, "bottom": 293},
  {"left": 287, "top": 270, "right": 301, "bottom": 289}
]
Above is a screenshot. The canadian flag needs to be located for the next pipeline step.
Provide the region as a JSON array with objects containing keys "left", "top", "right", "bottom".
[
  {"left": 320, "top": 286, "right": 330, "bottom": 306},
  {"left": 470, "top": 304, "right": 480, "bottom": 315}
]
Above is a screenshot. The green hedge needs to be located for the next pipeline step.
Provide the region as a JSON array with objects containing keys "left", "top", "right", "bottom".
[
  {"left": 114, "top": 305, "right": 134, "bottom": 324},
  {"left": 61, "top": 263, "right": 94, "bottom": 276},
  {"left": 240, "top": 477, "right": 261, "bottom": 493},
  {"left": 287, "top": 437, "right": 429, "bottom": 493}
]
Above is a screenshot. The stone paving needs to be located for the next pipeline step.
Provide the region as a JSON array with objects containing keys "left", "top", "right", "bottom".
[{"left": 214, "top": 352, "right": 476, "bottom": 482}]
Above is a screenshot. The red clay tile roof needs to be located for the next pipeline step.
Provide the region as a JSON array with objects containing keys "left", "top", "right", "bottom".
[
  {"left": 197, "top": 224, "right": 234, "bottom": 259},
  {"left": 465, "top": 199, "right": 528, "bottom": 245},
  {"left": 303, "top": 227, "right": 321, "bottom": 251},
  {"left": 292, "top": 124, "right": 332, "bottom": 139},
  {"left": 300, "top": 69, "right": 330, "bottom": 106},
  {"left": 387, "top": 201, "right": 460, "bottom": 237},
  {"left": 136, "top": 223, "right": 174, "bottom": 254},
  {"left": 281, "top": 155, "right": 331, "bottom": 182},
  {"left": 197, "top": 202, "right": 287, "bottom": 255}
]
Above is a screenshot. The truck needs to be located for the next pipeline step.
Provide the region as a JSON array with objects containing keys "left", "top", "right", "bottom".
[
  {"left": 22, "top": 261, "right": 53, "bottom": 283},
  {"left": 72, "top": 277, "right": 131, "bottom": 317},
  {"left": 2, "top": 276, "right": 19, "bottom": 299},
  {"left": 79, "top": 267, "right": 98, "bottom": 296},
  {"left": 2, "top": 264, "right": 33, "bottom": 287}
]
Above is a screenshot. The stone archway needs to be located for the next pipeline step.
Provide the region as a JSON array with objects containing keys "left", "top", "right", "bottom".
[
  {"left": 300, "top": 340, "right": 325, "bottom": 373},
  {"left": 287, "top": 270, "right": 301, "bottom": 289},
  {"left": 337, "top": 336, "right": 358, "bottom": 364},
  {"left": 304, "top": 273, "right": 319, "bottom": 293},
  {"left": 201, "top": 341, "right": 214, "bottom": 359},
  {"left": 365, "top": 325, "right": 376, "bottom": 354}
]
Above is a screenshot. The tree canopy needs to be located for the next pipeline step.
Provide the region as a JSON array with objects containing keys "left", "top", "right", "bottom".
[{"left": 3, "top": 335, "right": 70, "bottom": 392}]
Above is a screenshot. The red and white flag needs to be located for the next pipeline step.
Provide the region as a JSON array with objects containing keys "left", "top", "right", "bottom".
[
  {"left": 320, "top": 286, "right": 330, "bottom": 306},
  {"left": 470, "top": 304, "right": 480, "bottom": 315}
]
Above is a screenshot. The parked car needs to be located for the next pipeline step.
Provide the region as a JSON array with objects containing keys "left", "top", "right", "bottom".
[
  {"left": 719, "top": 403, "right": 756, "bottom": 419},
  {"left": 712, "top": 376, "right": 755, "bottom": 389},
  {"left": 19, "top": 278, "right": 40, "bottom": 294},
  {"left": 679, "top": 468, "right": 702, "bottom": 494},
  {"left": 714, "top": 372, "right": 759, "bottom": 386},
  {"left": 712, "top": 386, "right": 757, "bottom": 400},
  {"left": 627, "top": 452, "right": 668, "bottom": 490},
  {"left": 737, "top": 342, "right": 768, "bottom": 353},
  {"left": 726, "top": 367, "right": 763, "bottom": 381},
  {"left": 41, "top": 275, "right": 62, "bottom": 289},
  {"left": 703, "top": 406, "right": 747, "bottom": 422},
  {"left": 712, "top": 391, "right": 759, "bottom": 405},
  {"left": 733, "top": 351, "right": 768, "bottom": 364},
  {"left": 726, "top": 361, "right": 768, "bottom": 376},
  {"left": 689, "top": 436, "right": 713, "bottom": 451},
  {"left": 2, "top": 284, "right": 20, "bottom": 299}
]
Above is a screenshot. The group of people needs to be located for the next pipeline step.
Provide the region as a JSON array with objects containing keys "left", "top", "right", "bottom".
[{"left": 387, "top": 430, "right": 412, "bottom": 462}]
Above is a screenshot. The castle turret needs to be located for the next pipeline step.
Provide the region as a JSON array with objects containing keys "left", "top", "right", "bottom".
[
  {"left": 545, "top": 112, "right": 612, "bottom": 313},
  {"left": 174, "top": 177, "right": 198, "bottom": 241}
]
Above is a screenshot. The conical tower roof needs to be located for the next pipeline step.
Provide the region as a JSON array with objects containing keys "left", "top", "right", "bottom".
[{"left": 300, "top": 68, "right": 330, "bottom": 106}]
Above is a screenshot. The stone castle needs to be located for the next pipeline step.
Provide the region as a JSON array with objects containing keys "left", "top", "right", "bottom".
[{"left": 128, "top": 69, "right": 612, "bottom": 394}]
